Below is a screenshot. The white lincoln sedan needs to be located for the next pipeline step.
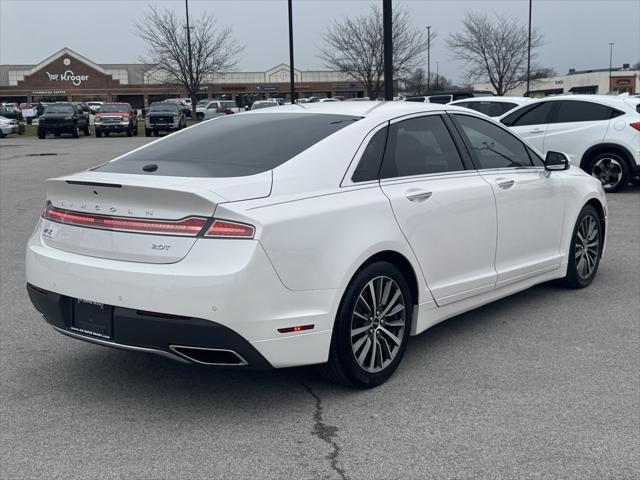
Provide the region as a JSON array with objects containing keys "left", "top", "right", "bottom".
[{"left": 26, "top": 102, "right": 607, "bottom": 388}]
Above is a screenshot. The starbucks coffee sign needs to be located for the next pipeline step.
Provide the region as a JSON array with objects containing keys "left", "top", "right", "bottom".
[{"left": 46, "top": 70, "right": 90, "bottom": 87}]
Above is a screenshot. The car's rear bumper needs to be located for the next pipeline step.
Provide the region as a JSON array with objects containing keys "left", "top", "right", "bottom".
[
  {"left": 27, "top": 283, "right": 272, "bottom": 368},
  {"left": 25, "top": 227, "right": 340, "bottom": 368}
]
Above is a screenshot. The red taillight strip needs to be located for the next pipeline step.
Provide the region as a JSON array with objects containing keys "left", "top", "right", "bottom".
[
  {"left": 43, "top": 205, "right": 207, "bottom": 236},
  {"left": 630, "top": 122, "right": 640, "bottom": 132},
  {"left": 205, "top": 220, "right": 255, "bottom": 238}
]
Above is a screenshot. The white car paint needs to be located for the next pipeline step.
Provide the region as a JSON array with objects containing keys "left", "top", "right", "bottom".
[
  {"left": 0, "top": 115, "right": 18, "bottom": 136},
  {"left": 26, "top": 101, "right": 607, "bottom": 376}
]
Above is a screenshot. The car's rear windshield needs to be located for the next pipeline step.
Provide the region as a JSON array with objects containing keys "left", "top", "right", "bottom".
[{"left": 95, "top": 112, "right": 361, "bottom": 177}]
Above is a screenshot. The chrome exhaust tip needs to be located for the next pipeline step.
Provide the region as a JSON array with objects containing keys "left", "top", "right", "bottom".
[{"left": 168, "top": 345, "right": 248, "bottom": 366}]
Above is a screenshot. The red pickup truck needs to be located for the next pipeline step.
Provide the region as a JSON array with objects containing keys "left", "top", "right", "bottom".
[{"left": 94, "top": 103, "right": 138, "bottom": 137}]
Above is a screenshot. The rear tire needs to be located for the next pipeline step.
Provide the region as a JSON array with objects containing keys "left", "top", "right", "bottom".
[
  {"left": 71, "top": 126, "right": 80, "bottom": 138},
  {"left": 196, "top": 112, "right": 204, "bottom": 121},
  {"left": 38, "top": 129, "right": 46, "bottom": 139},
  {"left": 317, "top": 261, "right": 413, "bottom": 388},
  {"left": 561, "top": 204, "right": 603, "bottom": 289},
  {"left": 145, "top": 128, "right": 151, "bottom": 137},
  {"left": 83, "top": 124, "right": 90, "bottom": 136},
  {"left": 588, "top": 152, "right": 629, "bottom": 193}
]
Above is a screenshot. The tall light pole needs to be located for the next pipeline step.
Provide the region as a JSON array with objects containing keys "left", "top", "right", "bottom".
[
  {"left": 426, "top": 26, "right": 432, "bottom": 91},
  {"left": 288, "top": 0, "right": 296, "bottom": 103},
  {"left": 435, "top": 61, "right": 439, "bottom": 90},
  {"left": 526, "top": 0, "right": 532, "bottom": 96},
  {"left": 184, "top": 0, "right": 194, "bottom": 102},
  {"left": 608, "top": 42, "right": 615, "bottom": 93},
  {"left": 383, "top": 0, "right": 393, "bottom": 100}
]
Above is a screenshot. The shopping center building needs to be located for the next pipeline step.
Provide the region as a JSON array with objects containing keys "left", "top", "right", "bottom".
[
  {"left": 0, "top": 48, "right": 366, "bottom": 108},
  {"left": 475, "top": 64, "right": 639, "bottom": 96}
]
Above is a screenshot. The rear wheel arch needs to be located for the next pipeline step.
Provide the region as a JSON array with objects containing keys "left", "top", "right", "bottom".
[
  {"left": 352, "top": 250, "right": 419, "bottom": 310},
  {"left": 584, "top": 198, "right": 606, "bottom": 255},
  {"left": 580, "top": 143, "right": 634, "bottom": 171}
]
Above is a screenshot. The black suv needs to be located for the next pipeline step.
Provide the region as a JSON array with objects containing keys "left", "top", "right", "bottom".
[
  {"left": 38, "top": 103, "right": 90, "bottom": 139},
  {"left": 145, "top": 102, "right": 186, "bottom": 137}
]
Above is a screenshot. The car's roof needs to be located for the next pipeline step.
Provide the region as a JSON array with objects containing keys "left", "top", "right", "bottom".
[
  {"left": 530, "top": 94, "right": 639, "bottom": 104},
  {"left": 264, "top": 100, "right": 464, "bottom": 121},
  {"left": 516, "top": 94, "right": 640, "bottom": 113}
]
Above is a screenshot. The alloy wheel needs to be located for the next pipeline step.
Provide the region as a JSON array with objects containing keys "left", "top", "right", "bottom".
[
  {"left": 575, "top": 214, "right": 600, "bottom": 280},
  {"left": 351, "top": 276, "right": 406, "bottom": 373},
  {"left": 591, "top": 157, "right": 623, "bottom": 190}
]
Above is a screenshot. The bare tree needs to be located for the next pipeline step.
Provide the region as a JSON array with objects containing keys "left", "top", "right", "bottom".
[
  {"left": 447, "top": 12, "right": 550, "bottom": 95},
  {"left": 402, "top": 68, "right": 428, "bottom": 95},
  {"left": 402, "top": 68, "right": 453, "bottom": 95},
  {"left": 319, "top": 5, "right": 430, "bottom": 99},
  {"left": 136, "top": 6, "right": 243, "bottom": 107},
  {"left": 431, "top": 73, "right": 453, "bottom": 91}
]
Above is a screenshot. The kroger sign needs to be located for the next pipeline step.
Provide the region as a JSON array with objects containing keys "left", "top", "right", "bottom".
[{"left": 46, "top": 70, "right": 90, "bottom": 87}]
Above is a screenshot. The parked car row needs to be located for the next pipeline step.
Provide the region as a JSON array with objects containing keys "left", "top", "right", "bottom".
[{"left": 36, "top": 101, "right": 187, "bottom": 139}]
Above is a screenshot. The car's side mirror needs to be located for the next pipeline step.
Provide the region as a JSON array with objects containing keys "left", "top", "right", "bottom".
[{"left": 544, "top": 151, "right": 570, "bottom": 171}]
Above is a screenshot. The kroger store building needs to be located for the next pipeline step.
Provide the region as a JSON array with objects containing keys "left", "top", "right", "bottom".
[{"left": 0, "top": 48, "right": 366, "bottom": 108}]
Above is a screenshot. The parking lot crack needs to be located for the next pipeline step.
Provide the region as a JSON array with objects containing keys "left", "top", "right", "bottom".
[{"left": 302, "top": 382, "right": 349, "bottom": 480}]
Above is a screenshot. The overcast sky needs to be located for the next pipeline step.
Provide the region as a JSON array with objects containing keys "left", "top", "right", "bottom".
[{"left": 1, "top": 0, "right": 638, "bottom": 83}]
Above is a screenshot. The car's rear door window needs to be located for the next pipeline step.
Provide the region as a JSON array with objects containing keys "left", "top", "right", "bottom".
[
  {"left": 95, "top": 113, "right": 360, "bottom": 177},
  {"left": 380, "top": 115, "right": 465, "bottom": 178},
  {"left": 501, "top": 102, "right": 554, "bottom": 126},
  {"left": 552, "top": 100, "right": 615, "bottom": 123}
]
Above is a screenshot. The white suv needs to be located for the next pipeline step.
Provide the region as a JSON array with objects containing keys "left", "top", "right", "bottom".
[{"left": 500, "top": 95, "right": 640, "bottom": 192}]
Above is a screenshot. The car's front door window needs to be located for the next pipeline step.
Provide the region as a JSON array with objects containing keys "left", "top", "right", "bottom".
[{"left": 454, "top": 114, "right": 533, "bottom": 169}]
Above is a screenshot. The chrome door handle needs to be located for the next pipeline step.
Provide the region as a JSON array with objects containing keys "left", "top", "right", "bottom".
[
  {"left": 405, "top": 190, "right": 433, "bottom": 202},
  {"left": 529, "top": 128, "right": 545, "bottom": 133},
  {"left": 496, "top": 178, "right": 515, "bottom": 189}
]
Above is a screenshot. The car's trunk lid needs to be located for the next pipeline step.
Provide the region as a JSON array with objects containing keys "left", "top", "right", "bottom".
[{"left": 42, "top": 170, "right": 270, "bottom": 263}]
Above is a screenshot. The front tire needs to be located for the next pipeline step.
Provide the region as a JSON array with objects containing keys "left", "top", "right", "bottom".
[
  {"left": 588, "top": 152, "right": 629, "bottom": 193},
  {"left": 318, "top": 261, "right": 412, "bottom": 388},
  {"left": 126, "top": 124, "right": 133, "bottom": 137},
  {"left": 145, "top": 128, "right": 151, "bottom": 137},
  {"left": 71, "top": 126, "right": 80, "bottom": 138},
  {"left": 38, "top": 129, "right": 46, "bottom": 139},
  {"left": 561, "top": 205, "right": 603, "bottom": 289}
]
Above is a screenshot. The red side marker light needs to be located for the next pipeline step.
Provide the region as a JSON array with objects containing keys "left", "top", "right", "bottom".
[{"left": 277, "top": 324, "right": 315, "bottom": 334}]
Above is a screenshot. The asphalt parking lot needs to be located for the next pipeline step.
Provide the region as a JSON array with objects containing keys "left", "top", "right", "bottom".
[{"left": 1, "top": 136, "right": 638, "bottom": 479}]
